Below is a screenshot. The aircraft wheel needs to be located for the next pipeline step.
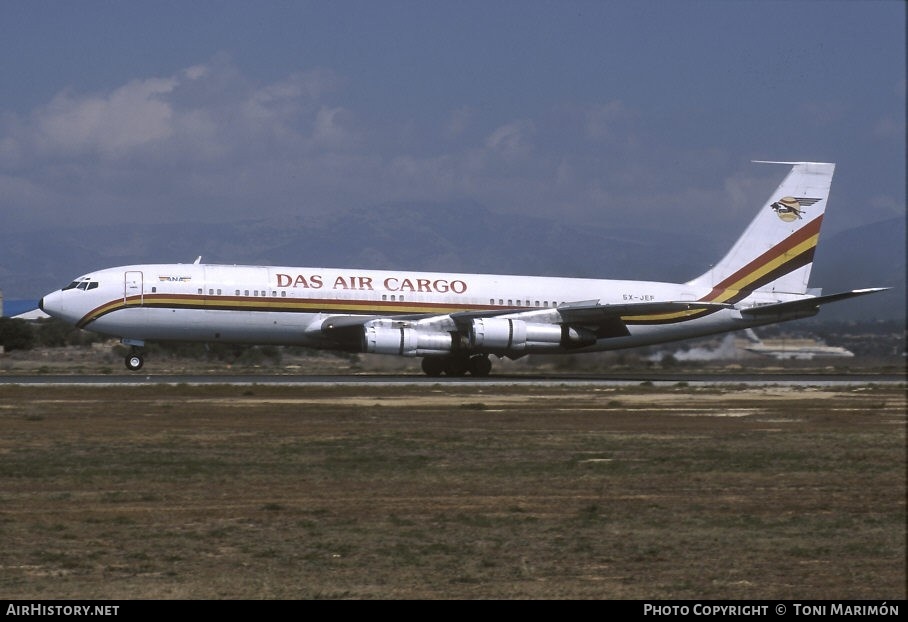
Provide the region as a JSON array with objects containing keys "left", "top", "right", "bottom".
[
  {"left": 444, "top": 357, "right": 469, "bottom": 377},
  {"left": 469, "top": 355, "right": 492, "bottom": 377},
  {"left": 125, "top": 353, "right": 144, "bottom": 371},
  {"left": 421, "top": 357, "right": 446, "bottom": 377}
]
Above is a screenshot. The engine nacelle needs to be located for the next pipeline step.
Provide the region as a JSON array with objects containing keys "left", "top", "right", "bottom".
[
  {"left": 362, "top": 324, "right": 453, "bottom": 357},
  {"left": 470, "top": 318, "right": 596, "bottom": 353}
]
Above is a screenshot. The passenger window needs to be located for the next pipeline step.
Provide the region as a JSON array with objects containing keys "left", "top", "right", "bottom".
[{"left": 245, "top": 290, "right": 249, "bottom": 296}]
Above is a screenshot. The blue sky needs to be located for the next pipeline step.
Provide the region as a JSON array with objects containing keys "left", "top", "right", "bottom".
[{"left": 1, "top": 0, "right": 904, "bottom": 239}]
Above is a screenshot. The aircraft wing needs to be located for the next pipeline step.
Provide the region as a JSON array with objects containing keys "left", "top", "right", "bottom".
[
  {"left": 547, "top": 300, "right": 732, "bottom": 338},
  {"left": 449, "top": 300, "right": 732, "bottom": 337},
  {"left": 449, "top": 300, "right": 733, "bottom": 325},
  {"left": 553, "top": 300, "right": 733, "bottom": 324},
  {"left": 314, "top": 300, "right": 734, "bottom": 347}
]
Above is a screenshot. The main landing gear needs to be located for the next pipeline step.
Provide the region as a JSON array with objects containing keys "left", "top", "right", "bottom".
[{"left": 421, "top": 354, "right": 492, "bottom": 377}]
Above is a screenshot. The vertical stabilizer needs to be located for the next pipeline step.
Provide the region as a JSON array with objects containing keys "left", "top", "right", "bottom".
[{"left": 687, "top": 162, "right": 835, "bottom": 303}]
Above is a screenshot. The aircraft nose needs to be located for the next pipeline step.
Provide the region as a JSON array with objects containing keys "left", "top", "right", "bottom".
[{"left": 39, "top": 290, "right": 68, "bottom": 321}]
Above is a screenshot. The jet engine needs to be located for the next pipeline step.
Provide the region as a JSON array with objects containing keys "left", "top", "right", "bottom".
[
  {"left": 362, "top": 324, "right": 453, "bottom": 357},
  {"left": 470, "top": 317, "right": 596, "bottom": 353}
]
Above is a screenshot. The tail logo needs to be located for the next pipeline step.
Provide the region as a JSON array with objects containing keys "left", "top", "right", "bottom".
[{"left": 770, "top": 196, "right": 822, "bottom": 222}]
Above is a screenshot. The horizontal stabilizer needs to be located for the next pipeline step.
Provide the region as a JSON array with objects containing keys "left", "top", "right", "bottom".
[{"left": 740, "top": 288, "right": 890, "bottom": 318}]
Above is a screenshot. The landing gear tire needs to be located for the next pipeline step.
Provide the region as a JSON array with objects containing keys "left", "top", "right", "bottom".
[
  {"left": 125, "top": 353, "right": 144, "bottom": 371},
  {"left": 468, "top": 355, "right": 492, "bottom": 377},
  {"left": 422, "top": 355, "right": 493, "bottom": 377},
  {"left": 421, "top": 357, "right": 446, "bottom": 377},
  {"left": 444, "top": 356, "right": 469, "bottom": 377}
]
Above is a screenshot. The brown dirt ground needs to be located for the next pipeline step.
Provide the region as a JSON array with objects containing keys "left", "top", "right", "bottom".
[{"left": 0, "top": 382, "right": 905, "bottom": 599}]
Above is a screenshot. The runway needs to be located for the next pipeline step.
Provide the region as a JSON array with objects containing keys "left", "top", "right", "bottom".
[{"left": 1, "top": 371, "right": 904, "bottom": 387}]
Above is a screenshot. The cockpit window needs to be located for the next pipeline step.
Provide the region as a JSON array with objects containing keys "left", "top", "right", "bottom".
[{"left": 64, "top": 278, "right": 99, "bottom": 291}]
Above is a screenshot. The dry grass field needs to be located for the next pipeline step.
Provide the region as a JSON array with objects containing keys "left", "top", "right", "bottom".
[{"left": 0, "top": 381, "right": 904, "bottom": 600}]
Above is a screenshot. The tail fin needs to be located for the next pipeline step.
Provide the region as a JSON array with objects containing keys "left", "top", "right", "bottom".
[{"left": 687, "top": 161, "right": 835, "bottom": 304}]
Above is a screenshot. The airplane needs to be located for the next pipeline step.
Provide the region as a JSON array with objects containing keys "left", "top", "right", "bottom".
[
  {"left": 738, "top": 327, "right": 854, "bottom": 360},
  {"left": 38, "top": 161, "right": 888, "bottom": 376}
]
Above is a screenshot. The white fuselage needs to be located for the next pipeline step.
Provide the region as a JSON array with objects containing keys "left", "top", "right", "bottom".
[{"left": 39, "top": 262, "right": 790, "bottom": 355}]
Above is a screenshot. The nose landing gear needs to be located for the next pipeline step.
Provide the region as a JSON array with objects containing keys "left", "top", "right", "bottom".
[
  {"left": 125, "top": 350, "right": 144, "bottom": 371},
  {"left": 121, "top": 338, "right": 146, "bottom": 372}
]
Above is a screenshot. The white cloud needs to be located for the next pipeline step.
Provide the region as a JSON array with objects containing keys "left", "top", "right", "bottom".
[
  {"left": 3, "top": 59, "right": 858, "bottom": 240},
  {"left": 34, "top": 77, "right": 177, "bottom": 157},
  {"left": 3, "top": 62, "right": 349, "bottom": 168},
  {"left": 243, "top": 70, "right": 339, "bottom": 125},
  {"left": 584, "top": 101, "right": 631, "bottom": 141},
  {"left": 484, "top": 120, "right": 535, "bottom": 159},
  {"left": 0, "top": 61, "right": 361, "bottom": 226},
  {"left": 312, "top": 106, "right": 358, "bottom": 150},
  {"left": 183, "top": 65, "right": 209, "bottom": 81}
]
